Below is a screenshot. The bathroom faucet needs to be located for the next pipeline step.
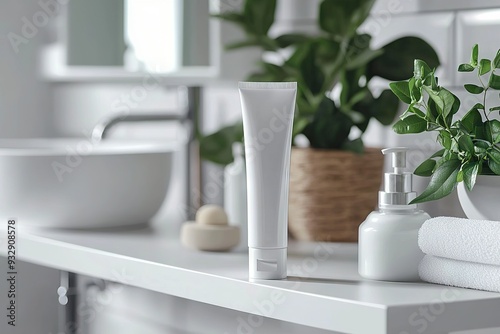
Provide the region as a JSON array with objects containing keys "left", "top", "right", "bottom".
[
  {"left": 90, "top": 86, "right": 201, "bottom": 218},
  {"left": 91, "top": 112, "right": 188, "bottom": 142},
  {"left": 91, "top": 86, "right": 194, "bottom": 141}
]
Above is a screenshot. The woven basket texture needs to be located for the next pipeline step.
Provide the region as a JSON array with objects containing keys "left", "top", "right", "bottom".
[{"left": 289, "top": 147, "right": 383, "bottom": 242}]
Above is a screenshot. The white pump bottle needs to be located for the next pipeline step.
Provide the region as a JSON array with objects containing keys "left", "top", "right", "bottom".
[{"left": 358, "top": 148, "right": 430, "bottom": 281}]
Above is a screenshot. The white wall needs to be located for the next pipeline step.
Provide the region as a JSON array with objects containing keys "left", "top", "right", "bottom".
[
  {"left": 0, "top": 0, "right": 54, "bottom": 137},
  {"left": 0, "top": 1, "right": 59, "bottom": 334}
]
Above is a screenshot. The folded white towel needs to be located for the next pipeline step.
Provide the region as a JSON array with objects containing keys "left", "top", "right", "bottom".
[
  {"left": 419, "top": 216, "right": 500, "bottom": 266},
  {"left": 419, "top": 255, "right": 500, "bottom": 293}
]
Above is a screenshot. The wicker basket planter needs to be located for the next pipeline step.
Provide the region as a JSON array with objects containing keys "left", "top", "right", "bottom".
[{"left": 288, "top": 147, "right": 383, "bottom": 242}]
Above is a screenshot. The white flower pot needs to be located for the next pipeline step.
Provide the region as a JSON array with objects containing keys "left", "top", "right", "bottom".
[{"left": 457, "top": 175, "right": 500, "bottom": 221}]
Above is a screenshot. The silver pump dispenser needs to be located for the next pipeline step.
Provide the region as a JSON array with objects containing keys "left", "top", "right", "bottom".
[{"left": 379, "top": 147, "right": 417, "bottom": 208}]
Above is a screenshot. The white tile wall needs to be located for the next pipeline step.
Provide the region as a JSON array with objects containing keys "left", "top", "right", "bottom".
[
  {"left": 361, "top": 12, "right": 455, "bottom": 86},
  {"left": 456, "top": 9, "right": 500, "bottom": 86},
  {"left": 52, "top": 83, "right": 184, "bottom": 137}
]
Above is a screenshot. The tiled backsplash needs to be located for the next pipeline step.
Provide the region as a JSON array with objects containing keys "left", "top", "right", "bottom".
[{"left": 205, "top": 1, "right": 500, "bottom": 220}]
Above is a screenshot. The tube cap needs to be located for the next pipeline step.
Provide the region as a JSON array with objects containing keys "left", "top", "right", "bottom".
[{"left": 249, "top": 248, "right": 287, "bottom": 280}]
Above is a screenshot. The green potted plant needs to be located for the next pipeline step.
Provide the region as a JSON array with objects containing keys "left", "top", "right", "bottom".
[
  {"left": 391, "top": 44, "right": 500, "bottom": 220},
  {"left": 202, "top": 0, "right": 439, "bottom": 241}
]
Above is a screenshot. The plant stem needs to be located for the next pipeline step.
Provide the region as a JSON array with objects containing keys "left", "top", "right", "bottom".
[
  {"left": 478, "top": 72, "right": 490, "bottom": 121},
  {"left": 483, "top": 87, "right": 489, "bottom": 121}
]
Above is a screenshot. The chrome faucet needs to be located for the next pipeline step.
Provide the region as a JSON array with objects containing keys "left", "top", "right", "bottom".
[
  {"left": 90, "top": 86, "right": 202, "bottom": 218},
  {"left": 91, "top": 86, "right": 195, "bottom": 142},
  {"left": 92, "top": 87, "right": 202, "bottom": 219},
  {"left": 91, "top": 112, "right": 188, "bottom": 142}
]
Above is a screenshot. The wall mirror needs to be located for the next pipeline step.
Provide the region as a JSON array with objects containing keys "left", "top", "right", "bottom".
[
  {"left": 65, "top": 0, "right": 210, "bottom": 72},
  {"left": 41, "top": 0, "right": 259, "bottom": 82}
]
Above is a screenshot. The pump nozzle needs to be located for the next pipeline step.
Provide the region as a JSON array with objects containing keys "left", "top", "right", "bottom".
[
  {"left": 379, "top": 147, "right": 416, "bottom": 208},
  {"left": 382, "top": 147, "right": 408, "bottom": 174}
]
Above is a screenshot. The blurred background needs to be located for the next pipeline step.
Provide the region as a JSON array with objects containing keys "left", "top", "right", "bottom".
[{"left": 1, "top": 0, "right": 500, "bottom": 333}]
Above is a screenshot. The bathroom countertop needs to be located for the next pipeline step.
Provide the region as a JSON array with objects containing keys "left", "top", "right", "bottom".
[{"left": 1, "top": 225, "right": 500, "bottom": 334}]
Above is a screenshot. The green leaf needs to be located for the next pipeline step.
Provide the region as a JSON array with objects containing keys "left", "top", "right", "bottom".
[
  {"left": 489, "top": 72, "right": 500, "bottom": 90},
  {"left": 389, "top": 81, "right": 411, "bottom": 104},
  {"left": 489, "top": 159, "right": 500, "bottom": 175},
  {"left": 423, "top": 86, "right": 443, "bottom": 111},
  {"left": 450, "top": 91, "right": 461, "bottom": 115},
  {"left": 409, "top": 105, "right": 426, "bottom": 118},
  {"left": 470, "top": 44, "right": 479, "bottom": 67},
  {"left": 339, "top": 68, "right": 362, "bottom": 106},
  {"left": 440, "top": 88, "right": 459, "bottom": 118},
  {"left": 458, "top": 135, "right": 474, "bottom": 152},
  {"left": 423, "top": 87, "right": 456, "bottom": 120},
  {"left": 488, "top": 149, "right": 500, "bottom": 175},
  {"left": 243, "top": 0, "right": 277, "bottom": 36},
  {"left": 462, "top": 161, "right": 480, "bottom": 191},
  {"left": 302, "top": 97, "right": 352, "bottom": 149},
  {"left": 488, "top": 151, "right": 500, "bottom": 175},
  {"left": 372, "top": 90, "right": 400, "bottom": 125},
  {"left": 319, "top": 0, "right": 350, "bottom": 36},
  {"left": 341, "top": 138, "right": 364, "bottom": 154},
  {"left": 430, "top": 149, "right": 446, "bottom": 158},
  {"left": 248, "top": 61, "right": 290, "bottom": 81},
  {"left": 346, "top": 48, "right": 384, "bottom": 70},
  {"left": 392, "top": 115, "right": 427, "bottom": 134},
  {"left": 292, "top": 117, "right": 309, "bottom": 137},
  {"left": 438, "top": 130, "right": 452, "bottom": 150},
  {"left": 458, "top": 63, "right": 475, "bottom": 72},
  {"left": 299, "top": 43, "right": 325, "bottom": 95},
  {"left": 367, "top": 36, "right": 440, "bottom": 81},
  {"left": 414, "top": 59, "right": 432, "bottom": 85},
  {"left": 410, "top": 159, "right": 461, "bottom": 203},
  {"left": 493, "top": 49, "right": 500, "bottom": 69},
  {"left": 199, "top": 123, "right": 243, "bottom": 165},
  {"left": 464, "top": 84, "right": 484, "bottom": 94},
  {"left": 489, "top": 148, "right": 500, "bottom": 163},
  {"left": 225, "top": 39, "right": 261, "bottom": 50},
  {"left": 479, "top": 59, "right": 491, "bottom": 75},
  {"left": 296, "top": 93, "right": 316, "bottom": 116},
  {"left": 461, "top": 104, "right": 484, "bottom": 133},
  {"left": 275, "top": 34, "right": 309, "bottom": 48},
  {"left": 354, "top": 89, "right": 399, "bottom": 130},
  {"left": 286, "top": 42, "right": 311, "bottom": 68},
  {"left": 474, "top": 141, "right": 490, "bottom": 154},
  {"left": 408, "top": 77, "right": 422, "bottom": 102},
  {"left": 212, "top": 12, "right": 246, "bottom": 26},
  {"left": 346, "top": 89, "right": 368, "bottom": 108},
  {"left": 426, "top": 97, "right": 439, "bottom": 123},
  {"left": 414, "top": 159, "right": 436, "bottom": 177},
  {"left": 478, "top": 131, "right": 490, "bottom": 145},
  {"left": 488, "top": 120, "right": 500, "bottom": 143},
  {"left": 247, "top": 71, "right": 279, "bottom": 82},
  {"left": 315, "top": 37, "right": 341, "bottom": 66},
  {"left": 490, "top": 106, "right": 500, "bottom": 112},
  {"left": 319, "top": 0, "right": 375, "bottom": 37}
]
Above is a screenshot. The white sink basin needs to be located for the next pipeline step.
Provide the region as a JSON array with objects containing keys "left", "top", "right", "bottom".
[{"left": 0, "top": 138, "right": 176, "bottom": 229}]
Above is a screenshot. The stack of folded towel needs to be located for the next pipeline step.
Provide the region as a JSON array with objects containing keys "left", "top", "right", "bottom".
[{"left": 418, "top": 216, "right": 500, "bottom": 293}]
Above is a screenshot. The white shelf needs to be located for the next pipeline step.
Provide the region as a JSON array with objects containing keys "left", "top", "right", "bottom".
[
  {"left": 41, "top": 66, "right": 220, "bottom": 85},
  {"left": 1, "top": 225, "right": 500, "bottom": 334},
  {"left": 39, "top": 44, "right": 220, "bottom": 85}
]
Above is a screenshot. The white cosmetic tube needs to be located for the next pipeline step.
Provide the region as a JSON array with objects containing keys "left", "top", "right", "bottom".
[{"left": 239, "top": 82, "right": 297, "bottom": 280}]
